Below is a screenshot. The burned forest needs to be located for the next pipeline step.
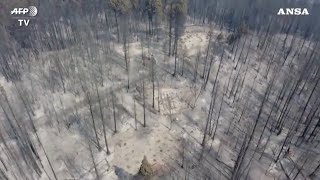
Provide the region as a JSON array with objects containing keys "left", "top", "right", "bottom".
[{"left": 0, "top": 0, "right": 320, "bottom": 179}]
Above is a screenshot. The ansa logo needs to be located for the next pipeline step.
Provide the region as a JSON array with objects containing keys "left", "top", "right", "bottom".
[{"left": 277, "top": 8, "right": 309, "bottom": 16}]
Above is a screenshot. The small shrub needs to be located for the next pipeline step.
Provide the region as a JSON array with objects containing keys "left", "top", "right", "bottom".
[
  {"left": 217, "top": 33, "right": 224, "bottom": 41},
  {"left": 139, "top": 156, "right": 154, "bottom": 178},
  {"left": 227, "top": 33, "right": 241, "bottom": 45}
]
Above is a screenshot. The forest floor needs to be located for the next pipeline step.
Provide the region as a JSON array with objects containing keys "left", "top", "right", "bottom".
[{"left": 1, "top": 22, "right": 319, "bottom": 180}]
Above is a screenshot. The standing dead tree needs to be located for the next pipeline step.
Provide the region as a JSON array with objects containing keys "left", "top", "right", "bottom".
[{"left": 80, "top": 79, "right": 101, "bottom": 150}]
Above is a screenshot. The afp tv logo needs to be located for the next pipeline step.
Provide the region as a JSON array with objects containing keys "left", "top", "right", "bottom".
[{"left": 11, "top": 6, "right": 38, "bottom": 27}]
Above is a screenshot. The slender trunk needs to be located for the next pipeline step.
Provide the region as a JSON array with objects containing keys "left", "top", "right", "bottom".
[
  {"left": 173, "top": 37, "right": 178, "bottom": 76},
  {"left": 234, "top": 35, "right": 248, "bottom": 70},
  {"left": 112, "top": 93, "right": 117, "bottom": 133},
  {"left": 114, "top": 10, "right": 119, "bottom": 42},
  {"left": 203, "top": 54, "right": 214, "bottom": 89},
  {"left": 143, "top": 79, "right": 146, "bottom": 127},
  {"left": 157, "top": 79, "right": 161, "bottom": 113},
  {"left": 168, "top": 4, "right": 173, "bottom": 56},
  {"left": 295, "top": 71, "right": 320, "bottom": 132},
  {"left": 87, "top": 93, "right": 101, "bottom": 150},
  {"left": 308, "top": 115, "right": 320, "bottom": 142},
  {"left": 202, "top": 30, "right": 213, "bottom": 78},
  {"left": 292, "top": 156, "right": 309, "bottom": 180},
  {"left": 134, "top": 99, "right": 137, "bottom": 130},
  {"left": 201, "top": 81, "right": 218, "bottom": 146},
  {"left": 89, "top": 143, "right": 100, "bottom": 180},
  {"left": 282, "top": 22, "right": 293, "bottom": 49},
  {"left": 301, "top": 106, "right": 319, "bottom": 139},
  {"left": 95, "top": 83, "right": 110, "bottom": 154},
  {"left": 38, "top": 137, "right": 58, "bottom": 180},
  {"left": 309, "top": 161, "right": 320, "bottom": 177},
  {"left": 255, "top": 91, "right": 281, "bottom": 157},
  {"left": 124, "top": 36, "right": 130, "bottom": 92},
  {"left": 152, "top": 57, "right": 155, "bottom": 108},
  {"left": 234, "top": 81, "right": 272, "bottom": 178},
  {"left": 259, "top": 133, "right": 271, "bottom": 160},
  {"left": 212, "top": 90, "right": 225, "bottom": 140}
]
